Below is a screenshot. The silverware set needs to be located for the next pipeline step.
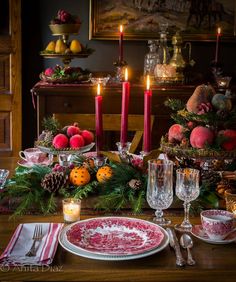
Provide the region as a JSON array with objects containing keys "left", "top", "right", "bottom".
[{"left": 166, "top": 228, "right": 195, "bottom": 267}]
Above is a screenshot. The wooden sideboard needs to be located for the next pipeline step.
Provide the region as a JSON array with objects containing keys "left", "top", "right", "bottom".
[{"left": 31, "top": 82, "right": 195, "bottom": 151}]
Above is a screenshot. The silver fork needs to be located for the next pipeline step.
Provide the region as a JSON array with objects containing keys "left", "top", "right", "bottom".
[{"left": 25, "top": 224, "right": 43, "bottom": 257}]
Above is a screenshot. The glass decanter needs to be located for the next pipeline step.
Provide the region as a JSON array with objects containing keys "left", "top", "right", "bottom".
[
  {"left": 144, "top": 40, "right": 160, "bottom": 79},
  {"left": 157, "top": 23, "right": 171, "bottom": 65}
]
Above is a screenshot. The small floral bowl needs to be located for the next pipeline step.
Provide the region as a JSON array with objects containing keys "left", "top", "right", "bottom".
[{"left": 201, "top": 209, "right": 234, "bottom": 240}]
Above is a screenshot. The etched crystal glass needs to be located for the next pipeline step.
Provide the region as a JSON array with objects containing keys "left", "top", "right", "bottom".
[
  {"left": 175, "top": 168, "right": 200, "bottom": 232},
  {"left": 146, "top": 159, "right": 173, "bottom": 226}
]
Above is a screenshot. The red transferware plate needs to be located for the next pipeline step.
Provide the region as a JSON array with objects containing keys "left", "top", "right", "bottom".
[{"left": 66, "top": 217, "right": 165, "bottom": 256}]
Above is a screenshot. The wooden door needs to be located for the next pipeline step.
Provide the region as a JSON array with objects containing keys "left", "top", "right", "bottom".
[{"left": 0, "top": 0, "right": 21, "bottom": 156}]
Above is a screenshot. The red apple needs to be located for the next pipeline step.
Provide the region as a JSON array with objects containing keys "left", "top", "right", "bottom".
[
  {"left": 67, "top": 125, "right": 80, "bottom": 137},
  {"left": 218, "top": 129, "right": 236, "bottom": 151},
  {"left": 52, "top": 133, "right": 68, "bottom": 149},
  {"left": 69, "top": 134, "right": 85, "bottom": 149},
  {"left": 81, "top": 130, "right": 94, "bottom": 145},
  {"left": 190, "top": 126, "right": 214, "bottom": 149},
  {"left": 168, "top": 124, "right": 185, "bottom": 143}
]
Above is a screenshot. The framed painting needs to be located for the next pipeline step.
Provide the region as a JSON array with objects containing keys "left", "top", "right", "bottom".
[{"left": 89, "top": 0, "right": 236, "bottom": 41}]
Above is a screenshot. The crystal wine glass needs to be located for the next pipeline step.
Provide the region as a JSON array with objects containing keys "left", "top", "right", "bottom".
[
  {"left": 146, "top": 159, "right": 173, "bottom": 226},
  {"left": 175, "top": 168, "right": 200, "bottom": 232}
]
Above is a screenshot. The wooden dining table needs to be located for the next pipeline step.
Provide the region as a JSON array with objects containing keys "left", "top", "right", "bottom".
[{"left": 0, "top": 157, "right": 236, "bottom": 282}]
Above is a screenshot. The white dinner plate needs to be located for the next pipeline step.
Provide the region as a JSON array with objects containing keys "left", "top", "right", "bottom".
[
  {"left": 191, "top": 225, "right": 236, "bottom": 245},
  {"left": 59, "top": 217, "right": 169, "bottom": 261}
]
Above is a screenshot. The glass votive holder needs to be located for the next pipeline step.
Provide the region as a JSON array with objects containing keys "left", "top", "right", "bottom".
[
  {"left": 216, "top": 76, "right": 232, "bottom": 89},
  {"left": 225, "top": 189, "right": 236, "bottom": 217},
  {"left": 0, "top": 169, "right": 9, "bottom": 189},
  {"left": 62, "top": 198, "right": 81, "bottom": 223}
]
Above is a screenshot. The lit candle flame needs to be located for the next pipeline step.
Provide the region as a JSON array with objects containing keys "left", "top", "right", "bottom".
[
  {"left": 125, "top": 68, "right": 128, "bottom": 81},
  {"left": 97, "top": 83, "right": 101, "bottom": 95},
  {"left": 146, "top": 75, "right": 150, "bottom": 90},
  {"left": 120, "top": 25, "right": 123, "bottom": 33},
  {"left": 217, "top": 27, "right": 221, "bottom": 35}
]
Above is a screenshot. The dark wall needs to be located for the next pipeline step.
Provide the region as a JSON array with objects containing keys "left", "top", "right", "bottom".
[
  {"left": 38, "top": 0, "right": 236, "bottom": 75},
  {"left": 22, "top": 0, "right": 236, "bottom": 148}
]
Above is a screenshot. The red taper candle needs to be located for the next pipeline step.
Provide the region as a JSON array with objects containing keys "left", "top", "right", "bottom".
[
  {"left": 119, "top": 25, "right": 124, "bottom": 63},
  {"left": 120, "top": 68, "right": 130, "bottom": 146},
  {"left": 95, "top": 83, "right": 103, "bottom": 155},
  {"left": 215, "top": 27, "right": 221, "bottom": 63},
  {"left": 144, "top": 75, "right": 152, "bottom": 153}
]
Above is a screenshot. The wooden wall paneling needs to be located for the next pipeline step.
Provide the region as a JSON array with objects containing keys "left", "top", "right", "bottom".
[
  {"left": 0, "top": 112, "right": 10, "bottom": 150},
  {"left": 0, "top": 0, "right": 22, "bottom": 156}
]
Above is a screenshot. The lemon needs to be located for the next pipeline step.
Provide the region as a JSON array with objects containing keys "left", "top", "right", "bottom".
[{"left": 70, "top": 39, "right": 82, "bottom": 53}]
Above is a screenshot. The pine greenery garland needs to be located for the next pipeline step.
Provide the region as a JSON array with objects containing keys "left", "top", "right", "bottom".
[
  {"left": 95, "top": 162, "right": 147, "bottom": 213},
  {"left": 0, "top": 165, "right": 66, "bottom": 218}
]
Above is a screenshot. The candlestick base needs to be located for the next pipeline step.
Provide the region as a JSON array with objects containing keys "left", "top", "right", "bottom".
[
  {"left": 58, "top": 154, "right": 72, "bottom": 167},
  {"left": 116, "top": 142, "right": 131, "bottom": 163},
  {"left": 139, "top": 151, "right": 151, "bottom": 159},
  {"left": 93, "top": 155, "right": 108, "bottom": 168},
  {"left": 113, "top": 60, "right": 128, "bottom": 83},
  {"left": 210, "top": 60, "right": 223, "bottom": 80}
]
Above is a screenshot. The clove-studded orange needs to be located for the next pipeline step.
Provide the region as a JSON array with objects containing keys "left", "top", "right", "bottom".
[
  {"left": 69, "top": 166, "right": 91, "bottom": 186},
  {"left": 96, "top": 166, "right": 113, "bottom": 183}
]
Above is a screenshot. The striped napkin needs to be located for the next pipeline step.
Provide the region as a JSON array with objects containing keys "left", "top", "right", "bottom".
[{"left": 0, "top": 223, "right": 63, "bottom": 266}]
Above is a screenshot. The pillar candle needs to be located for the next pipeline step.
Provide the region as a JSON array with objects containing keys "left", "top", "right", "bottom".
[
  {"left": 120, "top": 68, "right": 130, "bottom": 146},
  {"left": 119, "top": 25, "right": 124, "bottom": 63},
  {"left": 215, "top": 27, "right": 221, "bottom": 63},
  {"left": 144, "top": 75, "right": 152, "bottom": 153},
  {"left": 95, "top": 83, "right": 103, "bottom": 155}
]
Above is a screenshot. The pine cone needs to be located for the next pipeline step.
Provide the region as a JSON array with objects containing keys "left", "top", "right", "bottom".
[
  {"left": 201, "top": 170, "right": 221, "bottom": 185},
  {"left": 128, "top": 179, "right": 142, "bottom": 190},
  {"left": 41, "top": 171, "right": 67, "bottom": 193}
]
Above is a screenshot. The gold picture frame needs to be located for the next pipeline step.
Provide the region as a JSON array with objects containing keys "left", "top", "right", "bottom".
[{"left": 89, "top": 0, "right": 236, "bottom": 41}]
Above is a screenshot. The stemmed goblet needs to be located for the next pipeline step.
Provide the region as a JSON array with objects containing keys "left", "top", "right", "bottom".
[
  {"left": 146, "top": 159, "right": 173, "bottom": 226},
  {"left": 175, "top": 168, "right": 200, "bottom": 232}
]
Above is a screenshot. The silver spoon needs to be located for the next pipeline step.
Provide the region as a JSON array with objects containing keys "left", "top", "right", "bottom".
[{"left": 180, "top": 233, "right": 196, "bottom": 266}]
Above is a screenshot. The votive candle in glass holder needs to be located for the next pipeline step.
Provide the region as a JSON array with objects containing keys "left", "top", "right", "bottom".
[{"left": 62, "top": 198, "right": 81, "bottom": 223}]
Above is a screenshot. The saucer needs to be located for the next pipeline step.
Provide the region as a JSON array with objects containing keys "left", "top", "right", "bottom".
[
  {"left": 191, "top": 225, "right": 236, "bottom": 244},
  {"left": 17, "top": 158, "right": 52, "bottom": 168}
]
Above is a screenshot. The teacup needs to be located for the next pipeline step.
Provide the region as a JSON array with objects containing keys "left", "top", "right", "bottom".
[
  {"left": 201, "top": 209, "right": 234, "bottom": 240},
  {"left": 19, "top": 148, "right": 47, "bottom": 164}
]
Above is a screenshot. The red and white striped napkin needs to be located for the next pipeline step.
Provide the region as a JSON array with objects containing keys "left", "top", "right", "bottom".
[{"left": 0, "top": 223, "right": 63, "bottom": 266}]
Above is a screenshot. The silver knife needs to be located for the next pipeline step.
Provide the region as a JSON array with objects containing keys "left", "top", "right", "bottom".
[{"left": 166, "top": 228, "right": 186, "bottom": 267}]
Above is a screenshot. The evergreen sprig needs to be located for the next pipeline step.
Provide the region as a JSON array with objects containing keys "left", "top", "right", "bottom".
[
  {"left": 42, "top": 116, "right": 60, "bottom": 134},
  {"left": 71, "top": 181, "right": 98, "bottom": 199},
  {"left": 3, "top": 165, "right": 60, "bottom": 217},
  {"left": 164, "top": 98, "right": 185, "bottom": 111},
  {"left": 95, "top": 162, "right": 147, "bottom": 213}
]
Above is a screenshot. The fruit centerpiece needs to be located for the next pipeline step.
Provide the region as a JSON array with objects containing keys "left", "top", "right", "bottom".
[
  {"left": 40, "top": 9, "right": 94, "bottom": 73},
  {"left": 36, "top": 117, "right": 95, "bottom": 155},
  {"left": 161, "top": 84, "right": 236, "bottom": 159},
  {"left": 160, "top": 84, "right": 236, "bottom": 201},
  {"left": 49, "top": 9, "right": 81, "bottom": 35},
  {"left": 39, "top": 65, "right": 91, "bottom": 84}
]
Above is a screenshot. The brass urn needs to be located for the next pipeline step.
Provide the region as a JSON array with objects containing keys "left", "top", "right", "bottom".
[{"left": 169, "top": 32, "right": 186, "bottom": 82}]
